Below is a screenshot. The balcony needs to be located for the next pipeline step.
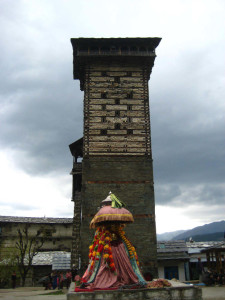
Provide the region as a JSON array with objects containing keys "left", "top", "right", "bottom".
[{"left": 70, "top": 162, "right": 82, "bottom": 175}]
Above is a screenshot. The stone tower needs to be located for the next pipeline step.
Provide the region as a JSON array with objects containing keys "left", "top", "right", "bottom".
[{"left": 70, "top": 37, "right": 161, "bottom": 277}]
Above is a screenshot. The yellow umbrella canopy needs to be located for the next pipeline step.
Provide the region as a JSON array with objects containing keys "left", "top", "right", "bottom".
[{"left": 90, "top": 192, "right": 134, "bottom": 229}]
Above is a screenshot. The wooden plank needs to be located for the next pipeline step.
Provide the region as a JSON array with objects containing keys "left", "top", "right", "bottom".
[
  {"left": 89, "top": 111, "right": 115, "bottom": 116},
  {"left": 89, "top": 147, "right": 147, "bottom": 153},
  {"left": 89, "top": 65, "right": 142, "bottom": 71},
  {"left": 88, "top": 141, "right": 147, "bottom": 147},
  {"left": 88, "top": 135, "right": 146, "bottom": 142},
  {"left": 89, "top": 99, "right": 115, "bottom": 104},
  {"left": 88, "top": 152, "right": 146, "bottom": 156}
]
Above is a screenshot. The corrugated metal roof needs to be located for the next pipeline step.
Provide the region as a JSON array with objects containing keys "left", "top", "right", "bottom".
[
  {"left": 187, "top": 241, "right": 225, "bottom": 254},
  {"left": 32, "top": 252, "right": 55, "bottom": 265},
  {"left": 0, "top": 216, "right": 73, "bottom": 224},
  {"left": 157, "top": 241, "right": 189, "bottom": 261},
  {"left": 52, "top": 252, "right": 71, "bottom": 270},
  {"left": 32, "top": 251, "right": 71, "bottom": 268},
  {"left": 157, "top": 241, "right": 188, "bottom": 253}
]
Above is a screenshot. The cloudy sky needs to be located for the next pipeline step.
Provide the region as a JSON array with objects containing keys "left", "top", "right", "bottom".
[{"left": 0, "top": 0, "right": 224, "bottom": 234}]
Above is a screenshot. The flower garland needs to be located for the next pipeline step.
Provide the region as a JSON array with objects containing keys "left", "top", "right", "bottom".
[
  {"left": 117, "top": 226, "right": 139, "bottom": 265},
  {"left": 88, "top": 227, "right": 116, "bottom": 275},
  {"left": 88, "top": 225, "right": 139, "bottom": 277},
  {"left": 147, "top": 279, "right": 171, "bottom": 288}
]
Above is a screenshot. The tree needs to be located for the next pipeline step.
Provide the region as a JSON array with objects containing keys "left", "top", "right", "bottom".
[
  {"left": 15, "top": 224, "right": 46, "bottom": 286},
  {"left": 0, "top": 248, "right": 19, "bottom": 288}
]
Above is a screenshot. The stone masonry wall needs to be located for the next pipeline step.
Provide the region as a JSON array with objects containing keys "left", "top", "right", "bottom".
[
  {"left": 79, "top": 58, "right": 158, "bottom": 277},
  {"left": 81, "top": 156, "right": 158, "bottom": 276}
]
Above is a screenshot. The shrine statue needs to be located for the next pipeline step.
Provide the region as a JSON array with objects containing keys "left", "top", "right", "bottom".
[{"left": 76, "top": 192, "right": 146, "bottom": 291}]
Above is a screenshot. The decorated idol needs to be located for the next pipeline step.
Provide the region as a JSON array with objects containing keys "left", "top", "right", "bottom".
[{"left": 76, "top": 192, "right": 146, "bottom": 291}]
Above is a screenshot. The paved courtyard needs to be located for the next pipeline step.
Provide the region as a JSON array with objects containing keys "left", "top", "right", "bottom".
[
  {"left": 0, "top": 287, "right": 67, "bottom": 300},
  {"left": 201, "top": 286, "right": 225, "bottom": 300},
  {"left": 0, "top": 286, "right": 225, "bottom": 300}
]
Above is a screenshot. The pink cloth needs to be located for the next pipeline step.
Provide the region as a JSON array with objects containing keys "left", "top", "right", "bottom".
[{"left": 90, "top": 241, "right": 138, "bottom": 289}]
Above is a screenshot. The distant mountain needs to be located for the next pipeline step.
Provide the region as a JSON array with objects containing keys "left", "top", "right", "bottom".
[
  {"left": 188, "top": 232, "right": 225, "bottom": 242},
  {"left": 172, "top": 220, "right": 225, "bottom": 241},
  {"left": 157, "top": 230, "right": 187, "bottom": 241}
]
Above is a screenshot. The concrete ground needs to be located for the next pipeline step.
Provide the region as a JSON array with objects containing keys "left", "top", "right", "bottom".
[
  {"left": 0, "top": 286, "right": 224, "bottom": 300},
  {"left": 202, "top": 286, "right": 225, "bottom": 300},
  {"left": 0, "top": 287, "right": 67, "bottom": 300}
]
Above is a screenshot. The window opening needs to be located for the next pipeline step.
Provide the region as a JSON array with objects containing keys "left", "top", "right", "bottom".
[
  {"left": 101, "top": 93, "right": 107, "bottom": 99},
  {"left": 101, "top": 46, "right": 110, "bottom": 52},
  {"left": 101, "top": 71, "right": 107, "bottom": 76},
  {"left": 115, "top": 99, "right": 120, "bottom": 105},
  {"left": 127, "top": 129, "right": 133, "bottom": 135},
  {"left": 115, "top": 111, "right": 120, "bottom": 117},
  {"left": 102, "top": 104, "right": 106, "bottom": 110},
  {"left": 102, "top": 116, "right": 106, "bottom": 122},
  {"left": 114, "top": 76, "right": 120, "bottom": 83},
  {"left": 130, "top": 46, "right": 138, "bottom": 51},
  {"left": 127, "top": 92, "right": 133, "bottom": 99},
  {"left": 101, "top": 129, "right": 107, "bottom": 135},
  {"left": 111, "top": 46, "right": 117, "bottom": 51},
  {"left": 115, "top": 123, "right": 121, "bottom": 130},
  {"left": 128, "top": 105, "right": 132, "bottom": 111},
  {"left": 90, "top": 46, "right": 99, "bottom": 52},
  {"left": 127, "top": 71, "right": 132, "bottom": 77},
  {"left": 121, "top": 46, "right": 128, "bottom": 52}
]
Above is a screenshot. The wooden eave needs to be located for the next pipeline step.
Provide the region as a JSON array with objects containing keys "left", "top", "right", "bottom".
[
  {"left": 70, "top": 37, "right": 161, "bottom": 85},
  {"left": 69, "top": 137, "right": 83, "bottom": 157},
  {"left": 71, "top": 37, "right": 161, "bottom": 50}
]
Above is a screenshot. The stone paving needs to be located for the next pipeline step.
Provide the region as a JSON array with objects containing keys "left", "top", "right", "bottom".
[
  {"left": 0, "top": 286, "right": 224, "bottom": 300},
  {"left": 201, "top": 286, "right": 225, "bottom": 300},
  {"left": 0, "top": 287, "right": 67, "bottom": 300}
]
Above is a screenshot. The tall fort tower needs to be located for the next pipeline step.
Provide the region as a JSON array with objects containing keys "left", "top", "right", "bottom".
[{"left": 70, "top": 37, "right": 161, "bottom": 277}]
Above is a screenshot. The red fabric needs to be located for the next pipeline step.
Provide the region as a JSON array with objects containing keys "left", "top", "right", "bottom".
[
  {"left": 89, "top": 241, "right": 138, "bottom": 289},
  {"left": 75, "top": 287, "right": 122, "bottom": 292},
  {"left": 75, "top": 288, "right": 94, "bottom": 292}
]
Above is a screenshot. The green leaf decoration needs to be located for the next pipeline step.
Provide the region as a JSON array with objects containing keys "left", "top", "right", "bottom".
[{"left": 110, "top": 193, "right": 126, "bottom": 208}]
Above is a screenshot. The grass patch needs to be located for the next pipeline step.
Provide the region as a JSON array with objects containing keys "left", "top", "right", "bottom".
[{"left": 39, "top": 290, "right": 65, "bottom": 295}]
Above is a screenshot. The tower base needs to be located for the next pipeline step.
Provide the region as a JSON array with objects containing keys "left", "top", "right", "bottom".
[{"left": 67, "top": 282, "right": 202, "bottom": 300}]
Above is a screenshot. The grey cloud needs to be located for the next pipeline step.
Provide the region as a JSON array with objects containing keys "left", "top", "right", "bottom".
[
  {"left": 155, "top": 183, "right": 225, "bottom": 207},
  {"left": 184, "top": 205, "right": 225, "bottom": 225},
  {"left": 0, "top": 0, "right": 224, "bottom": 223},
  {"left": 1, "top": 62, "right": 83, "bottom": 175},
  {"left": 0, "top": 201, "right": 38, "bottom": 211},
  {"left": 150, "top": 47, "right": 225, "bottom": 187}
]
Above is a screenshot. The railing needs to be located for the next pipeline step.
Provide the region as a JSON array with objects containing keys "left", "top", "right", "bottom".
[
  {"left": 77, "top": 50, "right": 155, "bottom": 56},
  {"left": 71, "top": 162, "right": 82, "bottom": 174}
]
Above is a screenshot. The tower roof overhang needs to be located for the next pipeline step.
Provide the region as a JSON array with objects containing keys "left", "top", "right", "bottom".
[
  {"left": 71, "top": 37, "right": 161, "bottom": 89},
  {"left": 69, "top": 137, "right": 83, "bottom": 158}
]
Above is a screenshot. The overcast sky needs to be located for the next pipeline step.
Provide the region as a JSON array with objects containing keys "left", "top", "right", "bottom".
[{"left": 0, "top": 0, "right": 224, "bottom": 234}]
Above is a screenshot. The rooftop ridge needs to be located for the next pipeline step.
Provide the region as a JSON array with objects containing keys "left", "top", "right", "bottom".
[{"left": 0, "top": 216, "right": 73, "bottom": 224}]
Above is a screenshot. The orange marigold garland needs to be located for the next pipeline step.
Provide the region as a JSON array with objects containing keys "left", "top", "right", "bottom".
[
  {"left": 87, "top": 225, "right": 138, "bottom": 276},
  {"left": 103, "top": 230, "right": 116, "bottom": 272},
  {"left": 117, "top": 226, "right": 139, "bottom": 265},
  {"left": 88, "top": 227, "right": 116, "bottom": 275}
]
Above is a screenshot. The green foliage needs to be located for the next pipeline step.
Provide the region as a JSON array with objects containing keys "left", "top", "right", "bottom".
[
  {"left": 15, "top": 224, "right": 46, "bottom": 286},
  {"left": 39, "top": 290, "right": 65, "bottom": 295},
  {"left": 0, "top": 249, "right": 20, "bottom": 288},
  {"left": 111, "top": 193, "right": 126, "bottom": 208}
]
